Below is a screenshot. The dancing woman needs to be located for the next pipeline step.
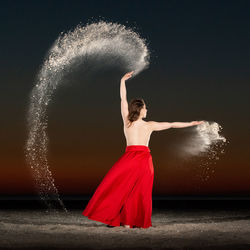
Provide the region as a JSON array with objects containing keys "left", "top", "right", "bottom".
[{"left": 82, "top": 71, "right": 204, "bottom": 228}]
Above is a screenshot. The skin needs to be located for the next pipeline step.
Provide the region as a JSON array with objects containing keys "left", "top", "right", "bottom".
[
  {"left": 120, "top": 71, "right": 205, "bottom": 147},
  {"left": 120, "top": 71, "right": 204, "bottom": 229}
]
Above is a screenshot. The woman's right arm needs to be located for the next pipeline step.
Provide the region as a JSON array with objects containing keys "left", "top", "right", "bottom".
[{"left": 148, "top": 120, "right": 204, "bottom": 131}]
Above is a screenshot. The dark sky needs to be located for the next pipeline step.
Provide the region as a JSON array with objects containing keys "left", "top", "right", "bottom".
[{"left": 1, "top": 0, "right": 249, "bottom": 196}]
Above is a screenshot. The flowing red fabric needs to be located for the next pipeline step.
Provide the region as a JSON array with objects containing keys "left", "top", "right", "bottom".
[{"left": 82, "top": 145, "right": 154, "bottom": 228}]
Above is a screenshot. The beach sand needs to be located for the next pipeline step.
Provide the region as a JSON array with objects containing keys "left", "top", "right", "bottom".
[{"left": 0, "top": 208, "right": 250, "bottom": 249}]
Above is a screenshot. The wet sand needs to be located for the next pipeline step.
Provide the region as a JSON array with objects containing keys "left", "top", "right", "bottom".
[{"left": 0, "top": 208, "right": 250, "bottom": 249}]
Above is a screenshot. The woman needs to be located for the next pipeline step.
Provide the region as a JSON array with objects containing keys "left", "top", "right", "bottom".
[{"left": 82, "top": 71, "right": 204, "bottom": 229}]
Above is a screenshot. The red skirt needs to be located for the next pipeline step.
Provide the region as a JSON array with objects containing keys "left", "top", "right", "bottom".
[{"left": 82, "top": 145, "right": 154, "bottom": 228}]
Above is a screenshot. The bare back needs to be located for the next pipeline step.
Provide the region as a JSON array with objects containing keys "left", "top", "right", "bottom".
[{"left": 123, "top": 119, "right": 153, "bottom": 147}]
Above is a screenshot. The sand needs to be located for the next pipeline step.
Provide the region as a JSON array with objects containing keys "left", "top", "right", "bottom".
[{"left": 0, "top": 208, "right": 250, "bottom": 249}]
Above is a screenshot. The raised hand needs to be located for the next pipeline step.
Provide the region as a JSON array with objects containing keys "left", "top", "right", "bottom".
[{"left": 121, "top": 71, "right": 134, "bottom": 81}]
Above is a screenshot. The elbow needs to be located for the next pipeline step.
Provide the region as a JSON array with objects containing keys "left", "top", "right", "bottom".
[
  {"left": 170, "top": 122, "right": 176, "bottom": 128},
  {"left": 166, "top": 122, "right": 172, "bottom": 129}
]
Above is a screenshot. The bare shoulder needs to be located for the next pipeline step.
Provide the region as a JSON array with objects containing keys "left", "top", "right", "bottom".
[{"left": 145, "top": 121, "right": 156, "bottom": 131}]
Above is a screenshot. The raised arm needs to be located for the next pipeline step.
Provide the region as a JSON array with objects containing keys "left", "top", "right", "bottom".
[
  {"left": 148, "top": 120, "right": 204, "bottom": 131},
  {"left": 120, "top": 71, "right": 134, "bottom": 121}
]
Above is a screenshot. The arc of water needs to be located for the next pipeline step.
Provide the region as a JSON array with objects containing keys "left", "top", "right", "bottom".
[{"left": 24, "top": 21, "right": 150, "bottom": 212}]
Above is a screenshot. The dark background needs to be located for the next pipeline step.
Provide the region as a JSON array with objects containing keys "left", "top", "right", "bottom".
[{"left": 1, "top": 0, "right": 249, "bottom": 197}]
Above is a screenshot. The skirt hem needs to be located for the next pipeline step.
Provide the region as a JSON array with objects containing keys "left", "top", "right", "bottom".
[{"left": 82, "top": 211, "right": 152, "bottom": 229}]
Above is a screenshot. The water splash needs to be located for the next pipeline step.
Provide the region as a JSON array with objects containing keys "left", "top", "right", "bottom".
[
  {"left": 180, "top": 121, "right": 228, "bottom": 156},
  {"left": 24, "top": 21, "right": 150, "bottom": 212},
  {"left": 178, "top": 121, "right": 229, "bottom": 190}
]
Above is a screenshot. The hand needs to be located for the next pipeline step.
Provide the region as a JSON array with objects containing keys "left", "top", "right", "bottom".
[
  {"left": 191, "top": 120, "right": 205, "bottom": 126},
  {"left": 121, "top": 71, "right": 134, "bottom": 81}
]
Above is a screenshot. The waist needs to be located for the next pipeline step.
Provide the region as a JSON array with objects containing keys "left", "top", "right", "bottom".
[{"left": 125, "top": 145, "right": 151, "bottom": 152}]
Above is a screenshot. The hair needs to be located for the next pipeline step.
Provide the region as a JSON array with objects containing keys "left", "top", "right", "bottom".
[{"left": 126, "top": 98, "right": 146, "bottom": 128}]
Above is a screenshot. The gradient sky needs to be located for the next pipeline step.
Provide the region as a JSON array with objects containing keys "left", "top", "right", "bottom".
[{"left": 1, "top": 0, "right": 249, "bottom": 196}]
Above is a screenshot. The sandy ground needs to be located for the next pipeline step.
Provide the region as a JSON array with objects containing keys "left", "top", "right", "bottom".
[{"left": 0, "top": 208, "right": 250, "bottom": 249}]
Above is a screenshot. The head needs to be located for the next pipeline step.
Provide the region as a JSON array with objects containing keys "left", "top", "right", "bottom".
[{"left": 127, "top": 98, "right": 147, "bottom": 127}]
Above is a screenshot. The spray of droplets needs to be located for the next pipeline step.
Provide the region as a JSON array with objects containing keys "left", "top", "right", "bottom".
[
  {"left": 24, "top": 21, "right": 150, "bottom": 212},
  {"left": 180, "top": 121, "right": 228, "bottom": 156},
  {"left": 179, "top": 121, "right": 229, "bottom": 190}
]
